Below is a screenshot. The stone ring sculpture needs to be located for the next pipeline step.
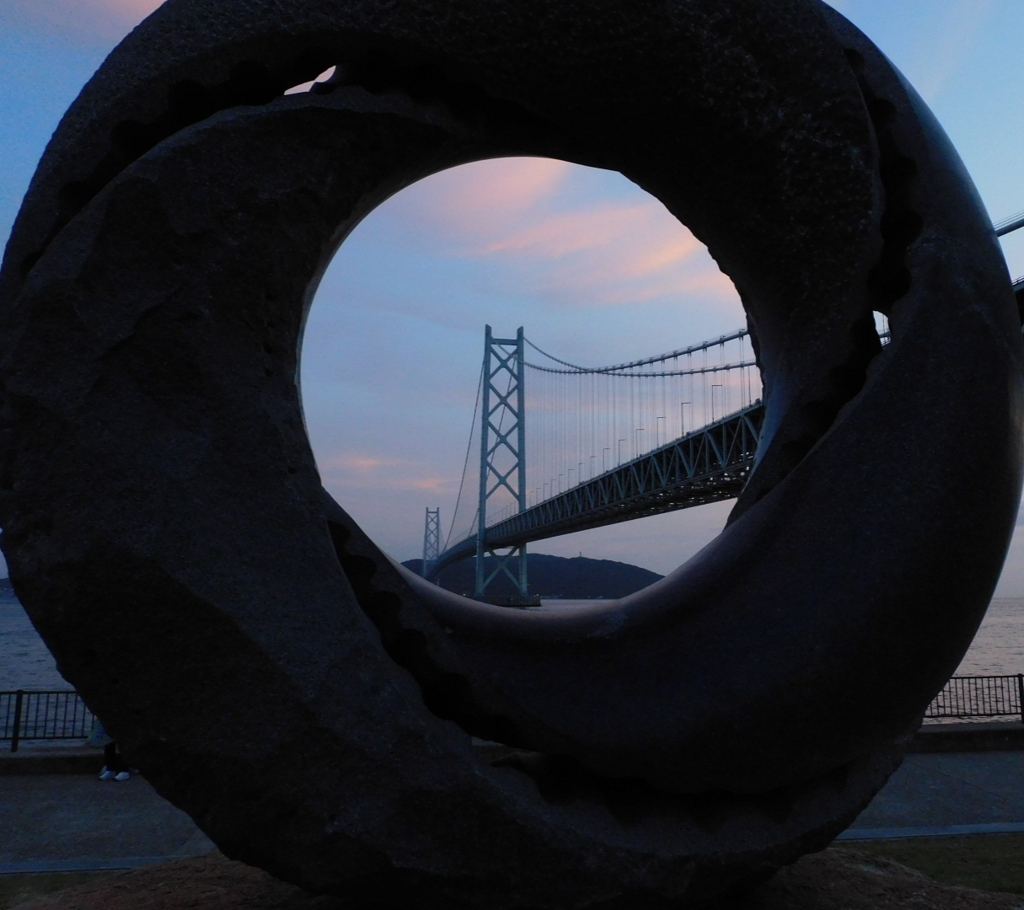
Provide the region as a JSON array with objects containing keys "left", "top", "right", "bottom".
[{"left": 1, "top": 0, "right": 1021, "bottom": 905}]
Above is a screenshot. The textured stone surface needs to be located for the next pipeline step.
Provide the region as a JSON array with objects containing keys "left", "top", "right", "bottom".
[{"left": 0, "top": 0, "right": 1022, "bottom": 907}]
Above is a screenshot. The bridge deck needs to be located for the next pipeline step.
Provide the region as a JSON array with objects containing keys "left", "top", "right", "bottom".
[{"left": 433, "top": 403, "right": 764, "bottom": 575}]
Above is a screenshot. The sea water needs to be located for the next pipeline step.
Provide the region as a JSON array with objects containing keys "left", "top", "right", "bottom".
[
  {"left": 0, "top": 586, "right": 66, "bottom": 689},
  {"left": 540, "top": 598, "right": 1024, "bottom": 679},
  {"left": 3, "top": 587, "right": 1024, "bottom": 691}
]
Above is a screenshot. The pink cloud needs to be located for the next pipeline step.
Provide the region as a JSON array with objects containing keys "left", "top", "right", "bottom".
[
  {"left": 374, "top": 158, "right": 740, "bottom": 311},
  {"left": 426, "top": 157, "right": 570, "bottom": 219},
  {"left": 478, "top": 198, "right": 737, "bottom": 307},
  {"left": 319, "top": 452, "right": 453, "bottom": 494},
  {"left": 536, "top": 239, "right": 736, "bottom": 306},
  {"left": 482, "top": 202, "right": 660, "bottom": 258},
  {"left": 388, "top": 157, "right": 572, "bottom": 239}
]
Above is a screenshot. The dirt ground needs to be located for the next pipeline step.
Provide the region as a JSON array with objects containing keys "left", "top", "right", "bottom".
[{"left": 9, "top": 847, "right": 1024, "bottom": 910}]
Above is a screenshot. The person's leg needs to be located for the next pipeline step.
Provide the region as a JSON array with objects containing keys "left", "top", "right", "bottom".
[{"left": 104, "top": 741, "right": 130, "bottom": 778}]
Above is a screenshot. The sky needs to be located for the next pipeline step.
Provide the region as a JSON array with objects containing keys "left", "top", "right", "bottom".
[{"left": 3, "top": 0, "right": 1024, "bottom": 594}]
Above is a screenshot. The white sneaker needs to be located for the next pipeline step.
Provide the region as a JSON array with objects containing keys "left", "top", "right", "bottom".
[
  {"left": 99, "top": 767, "right": 115, "bottom": 781},
  {"left": 114, "top": 771, "right": 130, "bottom": 781}
]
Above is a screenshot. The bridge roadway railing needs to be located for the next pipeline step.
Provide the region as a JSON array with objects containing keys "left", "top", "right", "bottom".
[{"left": 432, "top": 402, "right": 764, "bottom": 575}]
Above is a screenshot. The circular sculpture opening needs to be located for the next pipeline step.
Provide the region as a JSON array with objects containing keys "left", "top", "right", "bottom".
[{"left": 299, "top": 154, "right": 746, "bottom": 576}]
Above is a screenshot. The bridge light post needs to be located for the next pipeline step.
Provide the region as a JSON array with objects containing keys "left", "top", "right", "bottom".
[
  {"left": 681, "top": 401, "right": 691, "bottom": 436},
  {"left": 603, "top": 447, "right": 610, "bottom": 471},
  {"left": 635, "top": 427, "right": 644, "bottom": 458},
  {"left": 711, "top": 384, "right": 723, "bottom": 422}
]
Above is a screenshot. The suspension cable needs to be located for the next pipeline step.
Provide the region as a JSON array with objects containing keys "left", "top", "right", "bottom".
[
  {"left": 443, "top": 362, "right": 484, "bottom": 552},
  {"left": 523, "top": 329, "right": 749, "bottom": 373},
  {"left": 522, "top": 358, "right": 757, "bottom": 378}
]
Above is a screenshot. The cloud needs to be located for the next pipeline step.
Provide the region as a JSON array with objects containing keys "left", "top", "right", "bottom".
[
  {"left": 483, "top": 202, "right": 662, "bottom": 258},
  {"left": 404, "top": 157, "right": 572, "bottom": 231},
  {"left": 318, "top": 451, "right": 453, "bottom": 495},
  {"left": 3, "top": 0, "right": 164, "bottom": 43},
  {"left": 364, "top": 159, "right": 739, "bottom": 312},
  {"left": 476, "top": 199, "right": 736, "bottom": 307}
]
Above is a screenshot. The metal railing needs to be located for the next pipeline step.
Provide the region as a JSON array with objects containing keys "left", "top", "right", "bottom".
[
  {"left": 2, "top": 675, "right": 1022, "bottom": 752},
  {"left": 0, "top": 690, "right": 95, "bottom": 752},
  {"left": 924, "top": 674, "right": 1024, "bottom": 724}
]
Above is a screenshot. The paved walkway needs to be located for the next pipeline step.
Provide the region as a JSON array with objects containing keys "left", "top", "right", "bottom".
[
  {"left": 0, "top": 772, "right": 216, "bottom": 873},
  {"left": 840, "top": 750, "right": 1024, "bottom": 839},
  {"left": 3, "top": 745, "right": 1024, "bottom": 873}
]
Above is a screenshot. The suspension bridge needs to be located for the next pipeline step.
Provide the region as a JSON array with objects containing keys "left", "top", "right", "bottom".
[
  {"left": 421, "top": 323, "right": 769, "bottom": 600},
  {"left": 421, "top": 214, "right": 1024, "bottom": 603}
]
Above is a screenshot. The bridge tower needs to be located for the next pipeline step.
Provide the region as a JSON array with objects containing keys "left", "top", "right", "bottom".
[
  {"left": 422, "top": 507, "right": 440, "bottom": 582},
  {"left": 475, "top": 326, "right": 531, "bottom": 601}
]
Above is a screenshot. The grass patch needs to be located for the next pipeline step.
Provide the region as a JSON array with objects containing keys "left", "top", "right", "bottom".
[
  {"left": 0, "top": 872, "right": 110, "bottom": 910},
  {"left": 849, "top": 833, "right": 1024, "bottom": 895}
]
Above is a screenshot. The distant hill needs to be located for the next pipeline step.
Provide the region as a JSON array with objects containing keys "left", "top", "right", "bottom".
[
  {"left": 0, "top": 558, "right": 662, "bottom": 602},
  {"left": 401, "top": 553, "right": 662, "bottom": 600}
]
